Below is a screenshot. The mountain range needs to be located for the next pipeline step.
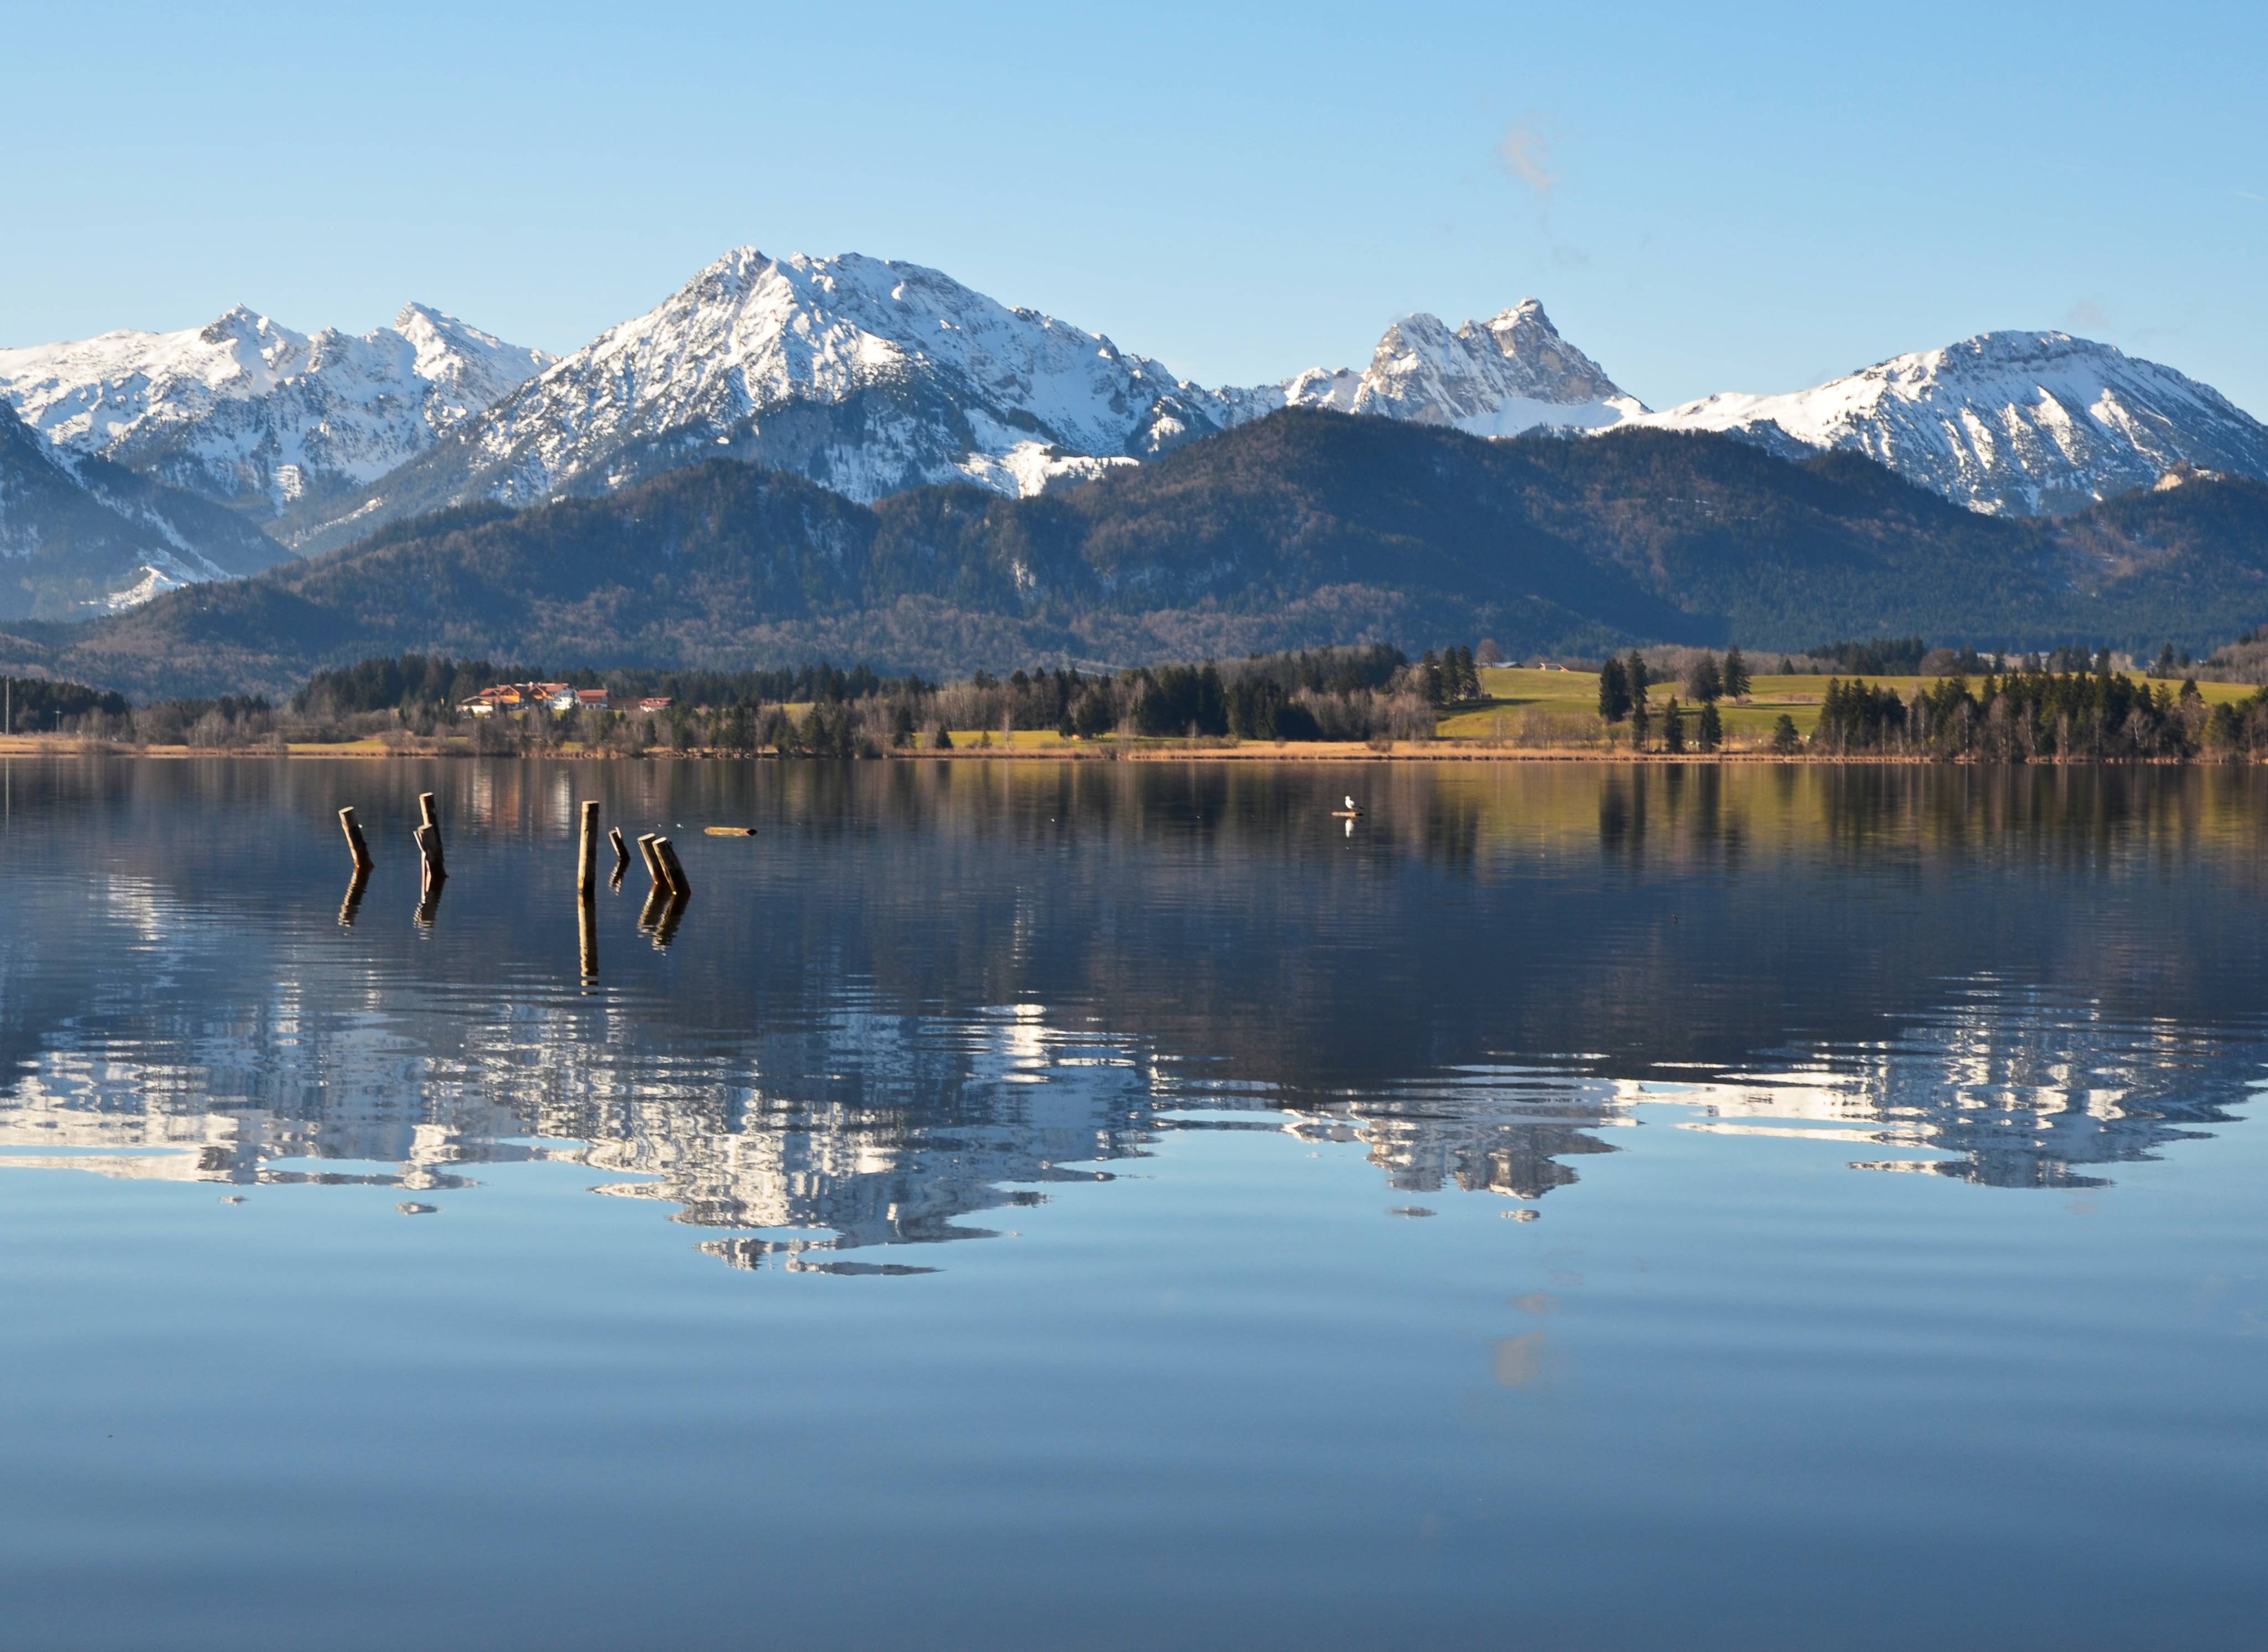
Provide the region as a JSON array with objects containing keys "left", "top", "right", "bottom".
[
  {"left": 5, "top": 244, "right": 2268, "bottom": 687},
  {"left": 13, "top": 411, "right": 2267, "bottom": 701}
]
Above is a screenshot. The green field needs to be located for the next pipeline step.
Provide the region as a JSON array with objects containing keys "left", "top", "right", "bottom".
[{"left": 1435, "top": 667, "right": 2260, "bottom": 748}]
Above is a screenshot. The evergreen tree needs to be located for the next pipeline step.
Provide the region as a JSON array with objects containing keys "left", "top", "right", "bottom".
[
  {"left": 930, "top": 722, "right": 954, "bottom": 750},
  {"left": 1770, "top": 713, "right": 1802, "bottom": 754},
  {"left": 1455, "top": 644, "right": 1478, "bottom": 701},
  {"left": 1684, "top": 652, "right": 1724, "bottom": 704},
  {"left": 1631, "top": 696, "right": 1652, "bottom": 749},
  {"left": 1662, "top": 696, "right": 1686, "bottom": 753},
  {"left": 1625, "top": 651, "right": 1651, "bottom": 704},
  {"left": 1421, "top": 650, "right": 1446, "bottom": 707},
  {"left": 1597, "top": 657, "right": 1632, "bottom": 723},
  {"left": 1697, "top": 700, "right": 1723, "bottom": 750},
  {"left": 1723, "top": 645, "right": 1751, "bottom": 700}
]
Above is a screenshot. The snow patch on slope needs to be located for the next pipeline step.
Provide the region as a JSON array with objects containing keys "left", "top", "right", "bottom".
[
  {"left": 443, "top": 249, "right": 1219, "bottom": 508},
  {"left": 1220, "top": 298, "right": 1646, "bottom": 439},
  {"left": 1628, "top": 331, "right": 2268, "bottom": 515},
  {"left": 0, "top": 305, "right": 551, "bottom": 511}
]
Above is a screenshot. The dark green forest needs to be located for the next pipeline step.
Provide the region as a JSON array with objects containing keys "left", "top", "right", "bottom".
[{"left": 7, "top": 411, "right": 2268, "bottom": 699}]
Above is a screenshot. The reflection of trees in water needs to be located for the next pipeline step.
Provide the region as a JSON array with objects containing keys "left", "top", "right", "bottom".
[{"left": 2, "top": 759, "right": 2266, "bottom": 1264}]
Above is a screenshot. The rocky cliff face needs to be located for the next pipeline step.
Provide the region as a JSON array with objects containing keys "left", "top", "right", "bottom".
[{"left": 1225, "top": 298, "right": 1645, "bottom": 437}]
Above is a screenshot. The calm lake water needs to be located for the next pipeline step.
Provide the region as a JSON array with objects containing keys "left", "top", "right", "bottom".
[{"left": 2, "top": 757, "right": 2265, "bottom": 1650}]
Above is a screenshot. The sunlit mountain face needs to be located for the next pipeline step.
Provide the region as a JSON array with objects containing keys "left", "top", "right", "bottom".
[{"left": 3, "top": 759, "right": 2264, "bottom": 1267}]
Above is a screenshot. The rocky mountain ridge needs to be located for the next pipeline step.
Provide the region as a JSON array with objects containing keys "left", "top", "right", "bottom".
[
  {"left": 0, "top": 303, "right": 551, "bottom": 518},
  {"left": 1631, "top": 330, "right": 2268, "bottom": 517},
  {"left": 7, "top": 249, "right": 2266, "bottom": 617},
  {"left": 0, "top": 402, "right": 294, "bottom": 620}
]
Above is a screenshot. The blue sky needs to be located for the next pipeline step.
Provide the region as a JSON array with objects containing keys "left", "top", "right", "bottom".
[{"left": 11, "top": 0, "right": 2265, "bottom": 413}]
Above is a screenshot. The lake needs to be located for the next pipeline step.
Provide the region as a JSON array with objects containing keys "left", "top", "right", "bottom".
[{"left": 2, "top": 756, "right": 2264, "bottom": 1650}]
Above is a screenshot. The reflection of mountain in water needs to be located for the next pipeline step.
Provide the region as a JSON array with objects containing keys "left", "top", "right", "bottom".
[
  {"left": 2, "top": 759, "right": 2265, "bottom": 1266},
  {"left": 2, "top": 958, "right": 2258, "bottom": 1264}
]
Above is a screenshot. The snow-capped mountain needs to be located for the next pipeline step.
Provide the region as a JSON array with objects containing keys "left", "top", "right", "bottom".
[
  {"left": 287, "top": 249, "right": 1236, "bottom": 552},
  {"left": 0, "top": 402, "right": 293, "bottom": 620},
  {"left": 1238, "top": 299, "right": 1646, "bottom": 436},
  {"left": 0, "top": 305, "right": 551, "bottom": 517},
  {"left": 1628, "top": 331, "right": 2268, "bottom": 516}
]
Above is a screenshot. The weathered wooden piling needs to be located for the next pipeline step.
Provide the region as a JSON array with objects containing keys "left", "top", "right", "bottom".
[
  {"left": 338, "top": 807, "right": 374, "bottom": 874},
  {"left": 577, "top": 800, "right": 600, "bottom": 896},
  {"left": 637, "top": 832, "right": 664, "bottom": 886},
  {"left": 609, "top": 826, "right": 631, "bottom": 873},
  {"left": 416, "top": 793, "right": 446, "bottom": 879},
  {"left": 415, "top": 824, "right": 446, "bottom": 889},
  {"left": 652, "top": 836, "right": 691, "bottom": 898}
]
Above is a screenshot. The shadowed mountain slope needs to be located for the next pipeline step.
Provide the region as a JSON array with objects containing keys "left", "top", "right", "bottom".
[{"left": 10, "top": 411, "right": 2268, "bottom": 699}]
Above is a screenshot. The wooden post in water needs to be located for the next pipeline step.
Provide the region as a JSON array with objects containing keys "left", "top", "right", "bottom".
[
  {"left": 609, "top": 827, "right": 631, "bottom": 874},
  {"left": 415, "top": 824, "right": 446, "bottom": 892},
  {"left": 416, "top": 792, "right": 446, "bottom": 879},
  {"left": 652, "top": 836, "right": 690, "bottom": 898},
  {"left": 637, "top": 832, "right": 664, "bottom": 887},
  {"left": 338, "top": 807, "right": 374, "bottom": 874},
  {"left": 577, "top": 800, "right": 600, "bottom": 897}
]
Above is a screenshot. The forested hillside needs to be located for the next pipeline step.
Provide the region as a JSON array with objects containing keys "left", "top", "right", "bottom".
[{"left": 7, "top": 411, "right": 2268, "bottom": 699}]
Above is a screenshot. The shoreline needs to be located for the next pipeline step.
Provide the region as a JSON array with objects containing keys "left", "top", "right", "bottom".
[{"left": 0, "top": 735, "right": 2238, "bottom": 766}]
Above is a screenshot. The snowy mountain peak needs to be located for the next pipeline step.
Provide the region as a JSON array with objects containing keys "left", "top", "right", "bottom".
[
  {"left": 0, "top": 302, "right": 551, "bottom": 514},
  {"left": 352, "top": 245, "right": 1214, "bottom": 523},
  {"left": 1251, "top": 297, "right": 1643, "bottom": 439},
  {"left": 1632, "top": 329, "right": 2268, "bottom": 516}
]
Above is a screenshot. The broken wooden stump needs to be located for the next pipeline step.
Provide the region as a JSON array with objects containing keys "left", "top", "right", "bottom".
[
  {"left": 338, "top": 806, "right": 374, "bottom": 874},
  {"left": 416, "top": 792, "right": 446, "bottom": 879},
  {"left": 652, "top": 836, "right": 690, "bottom": 898}
]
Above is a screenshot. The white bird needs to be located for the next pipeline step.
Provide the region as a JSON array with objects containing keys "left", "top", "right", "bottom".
[{"left": 1345, "top": 796, "right": 1359, "bottom": 810}]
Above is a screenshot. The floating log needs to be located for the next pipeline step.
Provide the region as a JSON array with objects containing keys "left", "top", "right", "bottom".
[
  {"left": 338, "top": 806, "right": 374, "bottom": 873},
  {"left": 702, "top": 826, "right": 759, "bottom": 837},
  {"left": 652, "top": 836, "right": 691, "bottom": 898},
  {"left": 577, "top": 800, "right": 600, "bottom": 897},
  {"left": 1331, "top": 810, "right": 1363, "bottom": 819}
]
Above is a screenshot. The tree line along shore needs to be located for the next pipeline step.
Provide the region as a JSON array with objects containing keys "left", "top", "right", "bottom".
[{"left": 8, "top": 639, "right": 2268, "bottom": 763}]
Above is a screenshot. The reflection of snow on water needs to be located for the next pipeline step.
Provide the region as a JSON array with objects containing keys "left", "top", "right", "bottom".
[{"left": 3, "top": 958, "right": 2254, "bottom": 1267}]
